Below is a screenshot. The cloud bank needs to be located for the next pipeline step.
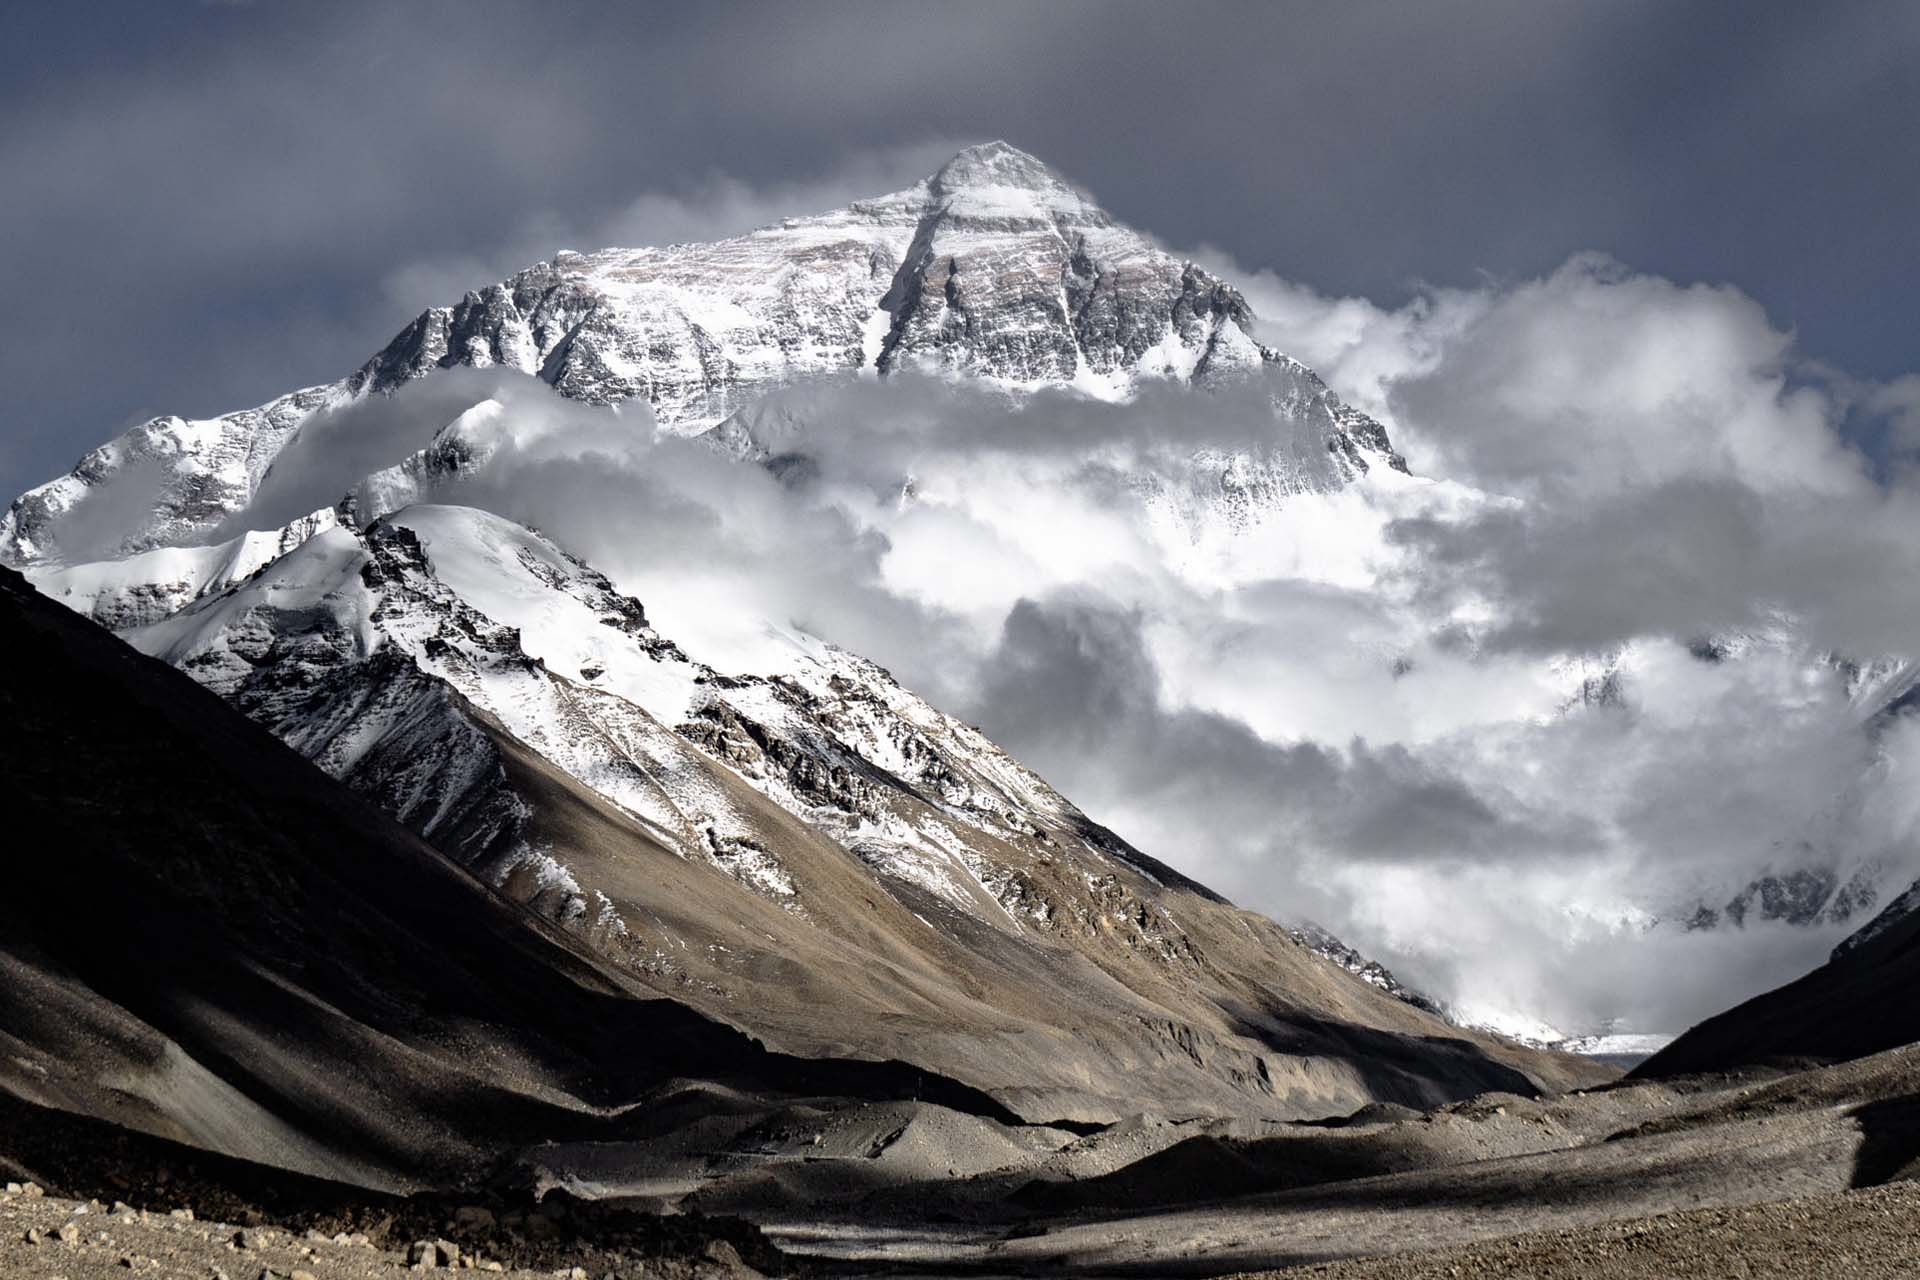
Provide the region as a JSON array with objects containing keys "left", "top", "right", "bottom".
[{"left": 202, "top": 242, "right": 1920, "bottom": 1039}]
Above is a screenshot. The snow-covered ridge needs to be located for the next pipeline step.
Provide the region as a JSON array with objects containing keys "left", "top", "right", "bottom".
[
  {"left": 1832, "top": 875, "right": 1920, "bottom": 960},
  {"left": 30, "top": 506, "right": 339, "bottom": 631},
  {"left": 1, "top": 142, "right": 1402, "bottom": 569},
  {"left": 114, "top": 501, "right": 1205, "bottom": 967}
]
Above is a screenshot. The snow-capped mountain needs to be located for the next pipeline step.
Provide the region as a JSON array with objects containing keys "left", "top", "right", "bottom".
[
  {"left": 12, "top": 139, "right": 1917, "bottom": 1057},
  {"left": 1, "top": 144, "right": 1601, "bottom": 1119},
  {"left": 0, "top": 142, "right": 1399, "bottom": 569}
]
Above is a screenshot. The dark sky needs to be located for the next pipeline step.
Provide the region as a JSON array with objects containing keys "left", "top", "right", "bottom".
[{"left": 4, "top": 0, "right": 1916, "bottom": 498}]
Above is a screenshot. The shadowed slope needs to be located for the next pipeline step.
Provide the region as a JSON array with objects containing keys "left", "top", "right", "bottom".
[
  {"left": 1638, "top": 884, "right": 1920, "bottom": 1077},
  {"left": 0, "top": 564, "right": 1016, "bottom": 1188}
]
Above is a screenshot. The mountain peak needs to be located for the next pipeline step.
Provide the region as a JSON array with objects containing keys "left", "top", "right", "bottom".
[
  {"left": 918, "top": 141, "right": 1103, "bottom": 227},
  {"left": 930, "top": 141, "right": 1063, "bottom": 192}
]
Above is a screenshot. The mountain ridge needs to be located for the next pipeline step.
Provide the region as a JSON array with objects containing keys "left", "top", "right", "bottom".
[{"left": 0, "top": 144, "right": 1403, "bottom": 570}]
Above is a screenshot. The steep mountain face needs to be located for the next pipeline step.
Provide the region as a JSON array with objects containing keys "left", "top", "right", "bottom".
[
  {"left": 106, "top": 501, "right": 1596, "bottom": 1121},
  {"left": 0, "top": 143, "right": 1607, "bottom": 1120},
  {"left": 0, "top": 142, "right": 1400, "bottom": 569},
  {"left": 12, "top": 141, "right": 1909, "bottom": 1057}
]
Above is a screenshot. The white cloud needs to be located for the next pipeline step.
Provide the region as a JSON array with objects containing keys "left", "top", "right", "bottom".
[{"left": 205, "top": 243, "right": 1920, "bottom": 1040}]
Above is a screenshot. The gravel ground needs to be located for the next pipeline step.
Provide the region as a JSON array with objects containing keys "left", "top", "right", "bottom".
[
  {"left": 1, "top": 1182, "right": 507, "bottom": 1279},
  {"left": 1257, "top": 1180, "right": 1920, "bottom": 1280},
  {"left": 0, "top": 1181, "right": 771, "bottom": 1280},
  {"left": 8, "top": 1046, "right": 1920, "bottom": 1279}
]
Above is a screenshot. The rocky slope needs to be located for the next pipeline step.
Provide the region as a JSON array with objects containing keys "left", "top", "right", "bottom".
[{"left": 103, "top": 503, "right": 1597, "bottom": 1122}]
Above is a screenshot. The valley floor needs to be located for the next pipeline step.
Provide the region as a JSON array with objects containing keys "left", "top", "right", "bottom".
[
  {"left": 8, "top": 1045, "right": 1920, "bottom": 1278},
  {"left": 5, "top": 1153, "right": 1917, "bottom": 1280},
  {"left": 1264, "top": 1181, "right": 1920, "bottom": 1280}
]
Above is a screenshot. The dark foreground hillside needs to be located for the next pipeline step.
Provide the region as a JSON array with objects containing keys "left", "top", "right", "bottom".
[
  {"left": 1638, "top": 886, "right": 1920, "bottom": 1078},
  {"left": 0, "top": 561, "right": 1020, "bottom": 1187}
]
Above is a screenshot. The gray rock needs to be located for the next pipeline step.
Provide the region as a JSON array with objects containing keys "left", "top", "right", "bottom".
[{"left": 407, "top": 1238, "right": 460, "bottom": 1269}]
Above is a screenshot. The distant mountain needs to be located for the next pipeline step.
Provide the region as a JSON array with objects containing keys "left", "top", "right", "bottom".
[
  {"left": 1643, "top": 667, "right": 1920, "bottom": 1072},
  {"left": 0, "top": 141, "right": 1400, "bottom": 569}
]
